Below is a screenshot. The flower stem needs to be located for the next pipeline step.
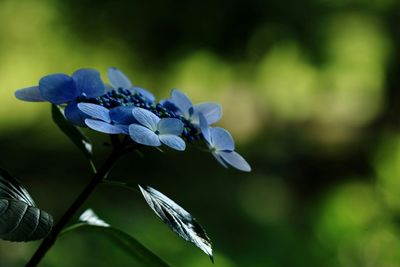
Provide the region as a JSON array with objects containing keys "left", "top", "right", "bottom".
[{"left": 25, "top": 150, "right": 122, "bottom": 267}]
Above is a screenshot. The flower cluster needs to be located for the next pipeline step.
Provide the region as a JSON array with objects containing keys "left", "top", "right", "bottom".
[{"left": 15, "top": 67, "right": 251, "bottom": 172}]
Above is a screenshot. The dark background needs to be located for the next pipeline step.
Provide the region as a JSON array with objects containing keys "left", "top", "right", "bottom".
[{"left": 0, "top": 0, "right": 399, "bottom": 266}]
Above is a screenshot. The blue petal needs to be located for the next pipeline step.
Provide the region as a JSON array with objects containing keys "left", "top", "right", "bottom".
[
  {"left": 131, "top": 108, "right": 160, "bottom": 131},
  {"left": 107, "top": 67, "right": 132, "bottom": 89},
  {"left": 212, "top": 152, "right": 228, "bottom": 168},
  {"left": 132, "top": 87, "right": 155, "bottom": 102},
  {"left": 157, "top": 118, "right": 183, "bottom": 135},
  {"left": 170, "top": 89, "right": 193, "bottom": 117},
  {"left": 78, "top": 103, "right": 111, "bottom": 123},
  {"left": 199, "top": 113, "right": 211, "bottom": 144},
  {"left": 110, "top": 106, "right": 136, "bottom": 124},
  {"left": 15, "top": 86, "right": 45, "bottom": 102},
  {"left": 218, "top": 151, "right": 251, "bottom": 172},
  {"left": 194, "top": 103, "right": 222, "bottom": 125},
  {"left": 39, "top": 73, "right": 78, "bottom": 104},
  {"left": 210, "top": 127, "right": 234, "bottom": 151},
  {"left": 64, "top": 101, "right": 87, "bottom": 126},
  {"left": 72, "top": 69, "right": 105, "bottom": 98},
  {"left": 85, "top": 119, "right": 125, "bottom": 134},
  {"left": 129, "top": 124, "right": 161, "bottom": 146},
  {"left": 159, "top": 135, "right": 186, "bottom": 151}
]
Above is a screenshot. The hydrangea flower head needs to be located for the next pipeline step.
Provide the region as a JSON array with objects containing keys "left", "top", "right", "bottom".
[{"left": 16, "top": 67, "right": 251, "bottom": 172}]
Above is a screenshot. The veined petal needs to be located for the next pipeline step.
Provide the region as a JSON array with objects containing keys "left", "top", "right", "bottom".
[
  {"left": 39, "top": 73, "right": 78, "bottom": 104},
  {"left": 15, "top": 86, "right": 45, "bottom": 102},
  {"left": 159, "top": 135, "right": 186, "bottom": 151},
  {"left": 129, "top": 124, "right": 161, "bottom": 146},
  {"left": 85, "top": 119, "right": 125, "bottom": 134},
  {"left": 132, "top": 108, "right": 160, "bottom": 131},
  {"left": 78, "top": 103, "right": 111, "bottom": 123},
  {"left": 72, "top": 69, "right": 105, "bottom": 98},
  {"left": 64, "top": 101, "right": 87, "bottom": 126},
  {"left": 131, "top": 87, "right": 155, "bottom": 102},
  {"left": 218, "top": 151, "right": 251, "bottom": 172},
  {"left": 210, "top": 127, "right": 234, "bottom": 151},
  {"left": 107, "top": 67, "right": 132, "bottom": 89},
  {"left": 110, "top": 106, "right": 136, "bottom": 124},
  {"left": 170, "top": 89, "right": 193, "bottom": 118},
  {"left": 194, "top": 103, "right": 222, "bottom": 125},
  {"left": 157, "top": 118, "right": 183, "bottom": 135}
]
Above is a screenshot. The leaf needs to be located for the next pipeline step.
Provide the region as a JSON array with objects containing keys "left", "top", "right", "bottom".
[
  {"left": 62, "top": 209, "right": 170, "bottom": 267},
  {"left": 0, "top": 168, "right": 53, "bottom": 242},
  {"left": 139, "top": 185, "right": 213, "bottom": 262},
  {"left": 51, "top": 104, "right": 93, "bottom": 159}
]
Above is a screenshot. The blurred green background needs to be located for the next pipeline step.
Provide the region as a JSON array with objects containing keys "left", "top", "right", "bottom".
[{"left": 0, "top": 0, "right": 399, "bottom": 266}]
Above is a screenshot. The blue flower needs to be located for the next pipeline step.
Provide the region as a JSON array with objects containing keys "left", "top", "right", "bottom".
[
  {"left": 15, "top": 69, "right": 105, "bottom": 126},
  {"left": 107, "top": 67, "right": 155, "bottom": 103},
  {"left": 200, "top": 116, "right": 251, "bottom": 172},
  {"left": 129, "top": 108, "right": 186, "bottom": 151},
  {"left": 78, "top": 103, "right": 135, "bottom": 134},
  {"left": 166, "top": 89, "right": 222, "bottom": 126}
]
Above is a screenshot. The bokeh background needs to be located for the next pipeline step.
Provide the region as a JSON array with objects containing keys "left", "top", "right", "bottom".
[{"left": 0, "top": 0, "right": 399, "bottom": 266}]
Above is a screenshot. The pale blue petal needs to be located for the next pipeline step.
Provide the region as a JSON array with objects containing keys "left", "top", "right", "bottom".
[
  {"left": 107, "top": 67, "right": 132, "bottom": 89},
  {"left": 210, "top": 127, "right": 234, "bottom": 151},
  {"left": 15, "top": 86, "right": 45, "bottom": 102},
  {"left": 157, "top": 118, "right": 183, "bottom": 135},
  {"left": 39, "top": 73, "right": 78, "bottom": 104},
  {"left": 110, "top": 106, "right": 136, "bottom": 124},
  {"left": 218, "top": 151, "right": 251, "bottom": 172},
  {"left": 85, "top": 119, "right": 125, "bottom": 134},
  {"left": 170, "top": 89, "right": 193, "bottom": 117},
  {"left": 199, "top": 113, "right": 211, "bottom": 144},
  {"left": 212, "top": 152, "right": 228, "bottom": 168},
  {"left": 132, "top": 108, "right": 160, "bottom": 131},
  {"left": 64, "top": 101, "right": 87, "bottom": 126},
  {"left": 194, "top": 103, "right": 222, "bottom": 125},
  {"left": 159, "top": 135, "right": 186, "bottom": 151},
  {"left": 72, "top": 69, "right": 105, "bottom": 97},
  {"left": 129, "top": 124, "right": 161, "bottom": 146},
  {"left": 77, "top": 103, "right": 111, "bottom": 123},
  {"left": 132, "top": 87, "right": 155, "bottom": 102}
]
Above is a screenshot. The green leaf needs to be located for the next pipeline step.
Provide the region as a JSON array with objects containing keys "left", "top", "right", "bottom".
[
  {"left": 62, "top": 209, "right": 170, "bottom": 267},
  {"left": 139, "top": 185, "right": 213, "bottom": 262},
  {"left": 51, "top": 104, "right": 92, "bottom": 159},
  {"left": 0, "top": 168, "right": 53, "bottom": 242}
]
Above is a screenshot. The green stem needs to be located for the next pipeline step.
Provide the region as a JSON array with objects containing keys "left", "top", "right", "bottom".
[{"left": 25, "top": 150, "right": 122, "bottom": 267}]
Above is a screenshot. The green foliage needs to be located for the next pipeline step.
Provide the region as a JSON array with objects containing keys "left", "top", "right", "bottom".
[{"left": 0, "top": 169, "right": 53, "bottom": 242}]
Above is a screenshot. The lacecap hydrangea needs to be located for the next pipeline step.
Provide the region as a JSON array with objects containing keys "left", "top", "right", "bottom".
[{"left": 15, "top": 67, "right": 251, "bottom": 172}]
